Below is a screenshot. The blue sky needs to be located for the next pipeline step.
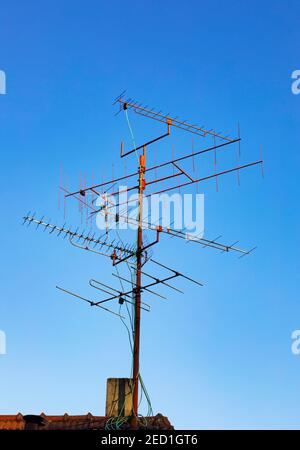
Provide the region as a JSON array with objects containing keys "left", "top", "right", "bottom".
[{"left": 0, "top": 0, "right": 299, "bottom": 429}]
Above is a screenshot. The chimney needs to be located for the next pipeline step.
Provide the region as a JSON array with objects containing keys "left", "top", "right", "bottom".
[{"left": 105, "top": 378, "right": 133, "bottom": 417}]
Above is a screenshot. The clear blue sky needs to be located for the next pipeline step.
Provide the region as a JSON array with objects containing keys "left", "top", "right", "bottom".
[{"left": 0, "top": 0, "right": 299, "bottom": 429}]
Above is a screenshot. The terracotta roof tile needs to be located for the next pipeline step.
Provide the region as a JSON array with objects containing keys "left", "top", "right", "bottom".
[
  {"left": 0, "top": 413, "right": 173, "bottom": 430},
  {"left": 0, "top": 414, "right": 25, "bottom": 430}
]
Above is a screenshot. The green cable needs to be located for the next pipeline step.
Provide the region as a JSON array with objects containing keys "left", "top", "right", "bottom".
[{"left": 125, "top": 109, "right": 139, "bottom": 162}]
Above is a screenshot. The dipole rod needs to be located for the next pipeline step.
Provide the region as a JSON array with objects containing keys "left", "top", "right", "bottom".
[{"left": 131, "top": 146, "right": 146, "bottom": 427}]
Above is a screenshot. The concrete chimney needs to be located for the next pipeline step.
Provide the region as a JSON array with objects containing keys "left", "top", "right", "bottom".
[{"left": 105, "top": 378, "right": 133, "bottom": 417}]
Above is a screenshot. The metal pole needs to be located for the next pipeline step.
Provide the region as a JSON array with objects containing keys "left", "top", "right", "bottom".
[{"left": 131, "top": 146, "right": 146, "bottom": 428}]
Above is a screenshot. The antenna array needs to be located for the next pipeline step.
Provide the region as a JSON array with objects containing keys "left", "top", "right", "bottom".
[{"left": 23, "top": 93, "right": 263, "bottom": 428}]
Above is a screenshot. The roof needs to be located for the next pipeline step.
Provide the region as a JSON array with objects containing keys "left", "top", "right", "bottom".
[
  {"left": 0, "top": 414, "right": 24, "bottom": 430},
  {"left": 0, "top": 413, "right": 173, "bottom": 430}
]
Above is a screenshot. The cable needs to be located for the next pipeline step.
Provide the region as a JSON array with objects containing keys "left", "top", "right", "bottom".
[{"left": 125, "top": 109, "right": 139, "bottom": 162}]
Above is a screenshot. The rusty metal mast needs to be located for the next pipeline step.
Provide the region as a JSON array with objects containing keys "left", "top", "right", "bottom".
[{"left": 131, "top": 149, "right": 145, "bottom": 426}]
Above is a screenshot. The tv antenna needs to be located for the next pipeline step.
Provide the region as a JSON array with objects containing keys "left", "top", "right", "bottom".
[{"left": 23, "top": 92, "right": 263, "bottom": 428}]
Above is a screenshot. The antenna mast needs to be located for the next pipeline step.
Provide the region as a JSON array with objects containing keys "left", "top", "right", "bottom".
[{"left": 131, "top": 149, "right": 146, "bottom": 426}]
